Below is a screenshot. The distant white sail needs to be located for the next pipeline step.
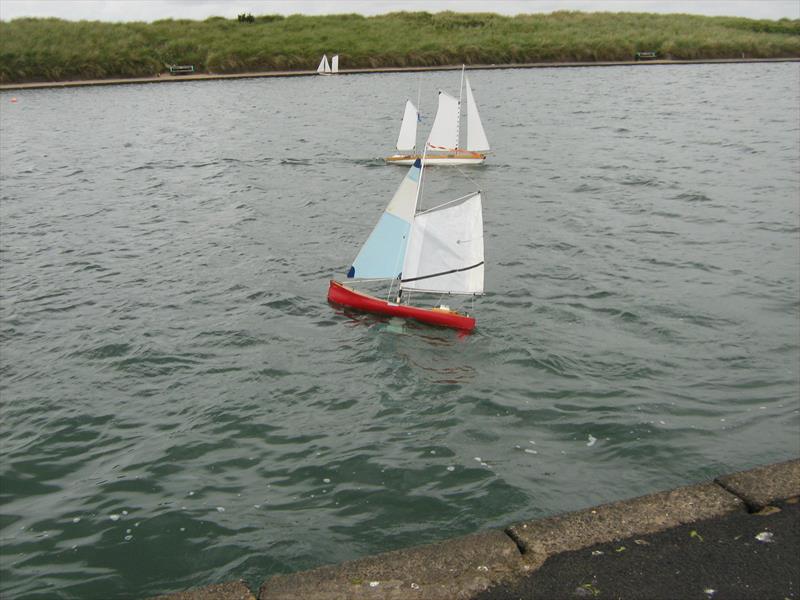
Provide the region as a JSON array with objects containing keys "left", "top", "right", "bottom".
[
  {"left": 401, "top": 192, "right": 484, "bottom": 295},
  {"left": 317, "top": 54, "right": 330, "bottom": 74},
  {"left": 465, "top": 77, "right": 490, "bottom": 152},
  {"left": 426, "top": 91, "right": 460, "bottom": 151},
  {"left": 331, "top": 55, "right": 339, "bottom": 73},
  {"left": 396, "top": 100, "right": 418, "bottom": 152}
]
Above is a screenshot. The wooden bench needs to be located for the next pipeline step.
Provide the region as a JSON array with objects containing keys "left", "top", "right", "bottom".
[{"left": 168, "top": 65, "right": 195, "bottom": 75}]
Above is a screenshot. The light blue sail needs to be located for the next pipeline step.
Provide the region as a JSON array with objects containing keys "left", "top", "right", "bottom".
[{"left": 348, "top": 160, "right": 421, "bottom": 279}]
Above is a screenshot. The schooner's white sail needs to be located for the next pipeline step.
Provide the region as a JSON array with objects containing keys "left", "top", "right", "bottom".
[
  {"left": 401, "top": 193, "right": 484, "bottom": 295},
  {"left": 396, "top": 100, "right": 419, "bottom": 152},
  {"left": 464, "top": 76, "right": 490, "bottom": 152},
  {"left": 426, "top": 91, "right": 460, "bottom": 151},
  {"left": 331, "top": 55, "right": 339, "bottom": 73},
  {"left": 317, "top": 54, "right": 331, "bottom": 74}
]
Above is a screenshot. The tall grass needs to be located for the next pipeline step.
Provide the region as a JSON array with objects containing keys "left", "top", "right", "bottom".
[{"left": 0, "top": 11, "right": 798, "bottom": 83}]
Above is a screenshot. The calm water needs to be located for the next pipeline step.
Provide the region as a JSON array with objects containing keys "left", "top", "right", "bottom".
[{"left": 1, "top": 63, "right": 798, "bottom": 598}]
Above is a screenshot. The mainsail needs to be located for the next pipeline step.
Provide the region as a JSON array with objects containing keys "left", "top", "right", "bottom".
[
  {"left": 426, "top": 91, "right": 460, "bottom": 151},
  {"left": 317, "top": 55, "right": 331, "bottom": 74},
  {"left": 331, "top": 55, "right": 339, "bottom": 73},
  {"left": 396, "top": 100, "right": 418, "bottom": 152},
  {"left": 401, "top": 193, "right": 484, "bottom": 295},
  {"left": 465, "top": 77, "right": 490, "bottom": 152},
  {"left": 347, "top": 160, "right": 421, "bottom": 279}
]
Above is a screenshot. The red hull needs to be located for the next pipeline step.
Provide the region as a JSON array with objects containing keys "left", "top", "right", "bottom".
[{"left": 327, "top": 280, "right": 476, "bottom": 331}]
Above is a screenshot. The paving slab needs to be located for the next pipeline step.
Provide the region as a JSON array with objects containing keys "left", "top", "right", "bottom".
[
  {"left": 258, "top": 529, "right": 522, "bottom": 600},
  {"left": 506, "top": 481, "right": 744, "bottom": 568},
  {"left": 477, "top": 498, "right": 800, "bottom": 600},
  {"left": 716, "top": 458, "right": 800, "bottom": 510},
  {"left": 149, "top": 580, "right": 256, "bottom": 600}
]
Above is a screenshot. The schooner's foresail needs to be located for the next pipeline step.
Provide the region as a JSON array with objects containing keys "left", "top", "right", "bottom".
[
  {"left": 347, "top": 160, "right": 421, "bottom": 279},
  {"left": 396, "top": 101, "right": 419, "bottom": 152},
  {"left": 401, "top": 193, "right": 484, "bottom": 295},
  {"left": 317, "top": 54, "right": 331, "bottom": 74}
]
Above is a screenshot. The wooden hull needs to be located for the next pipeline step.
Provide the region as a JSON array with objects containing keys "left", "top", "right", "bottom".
[
  {"left": 385, "top": 152, "right": 486, "bottom": 166},
  {"left": 327, "top": 280, "right": 476, "bottom": 331}
]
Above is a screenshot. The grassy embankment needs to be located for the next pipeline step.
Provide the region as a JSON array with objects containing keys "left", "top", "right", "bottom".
[{"left": 0, "top": 11, "right": 798, "bottom": 83}]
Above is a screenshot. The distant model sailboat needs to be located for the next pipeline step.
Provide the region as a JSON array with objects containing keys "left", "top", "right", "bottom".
[
  {"left": 386, "top": 66, "right": 489, "bottom": 166},
  {"left": 328, "top": 152, "right": 485, "bottom": 331},
  {"left": 316, "top": 54, "right": 339, "bottom": 75}
]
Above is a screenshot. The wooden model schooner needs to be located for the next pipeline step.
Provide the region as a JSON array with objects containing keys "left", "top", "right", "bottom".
[{"left": 386, "top": 66, "right": 490, "bottom": 166}]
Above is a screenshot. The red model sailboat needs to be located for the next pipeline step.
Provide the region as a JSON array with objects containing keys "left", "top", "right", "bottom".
[{"left": 327, "top": 153, "right": 485, "bottom": 331}]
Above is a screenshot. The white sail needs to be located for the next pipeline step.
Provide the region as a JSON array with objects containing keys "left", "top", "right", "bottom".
[
  {"left": 465, "top": 77, "right": 490, "bottom": 152},
  {"left": 401, "top": 192, "right": 484, "bottom": 295},
  {"left": 396, "top": 100, "right": 418, "bottom": 152},
  {"left": 331, "top": 55, "right": 339, "bottom": 73},
  {"left": 317, "top": 54, "right": 330, "bottom": 74},
  {"left": 426, "top": 91, "right": 460, "bottom": 151}
]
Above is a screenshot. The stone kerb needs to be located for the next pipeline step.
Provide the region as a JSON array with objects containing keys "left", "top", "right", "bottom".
[
  {"left": 506, "top": 481, "right": 745, "bottom": 567},
  {"left": 258, "top": 529, "right": 522, "bottom": 600},
  {"left": 150, "top": 580, "right": 256, "bottom": 600},
  {"left": 715, "top": 458, "right": 800, "bottom": 510}
]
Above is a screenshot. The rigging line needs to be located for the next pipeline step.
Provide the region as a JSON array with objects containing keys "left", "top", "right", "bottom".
[
  {"left": 417, "top": 191, "right": 479, "bottom": 215},
  {"left": 416, "top": 74, "right": 422, "bottom": 123},
  {"left": 455, "top": 164, "right": 481, "bottom": 192},
  {"left": 401, "top": 261, "right": 484, "bottom": 284}
]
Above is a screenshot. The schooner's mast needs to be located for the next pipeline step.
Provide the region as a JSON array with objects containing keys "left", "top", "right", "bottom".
[{"left": 456, "top": 65, "right": 465, "bottom": 151}]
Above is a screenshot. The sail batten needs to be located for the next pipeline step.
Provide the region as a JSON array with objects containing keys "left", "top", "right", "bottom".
[
  {"left": 465, "top": 77, "right": 490, "bottom": 152},
  {"left": 396, "top": 100, "right": 418, "bottom": 152}
]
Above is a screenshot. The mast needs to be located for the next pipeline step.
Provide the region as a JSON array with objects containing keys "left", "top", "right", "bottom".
[
  {"left": 397, "top": 146, "right": 427, "bottom": 302},
  {"left": 416, "top": 75, "right": 422, "bottom": 152},
  {"left": 456, "top": 65, "right": 465, "bottom": 151},
  {"left": 415, "top": 142, "right": 428, "bottom": 214}
]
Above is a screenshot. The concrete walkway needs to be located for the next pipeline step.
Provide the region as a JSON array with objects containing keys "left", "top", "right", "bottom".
[
  {"left": 151, "top": 458, "right": 799, "bottom": 600},
  {"left": 2, "top": 58, "right": 798, "bottom": 91}
]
